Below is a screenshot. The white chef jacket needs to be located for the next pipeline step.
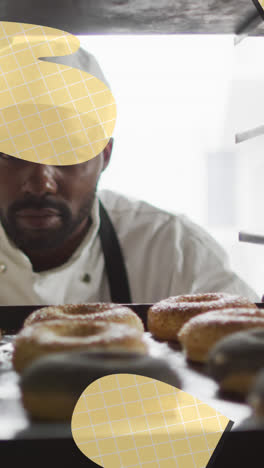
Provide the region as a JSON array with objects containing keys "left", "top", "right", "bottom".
[{"left": 0, "top": 189, "right": 258, "bottom": 305}]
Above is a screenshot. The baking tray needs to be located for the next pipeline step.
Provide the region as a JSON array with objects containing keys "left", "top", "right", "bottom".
[{"left": 1, "top": 303, "right": 264, "bottom": 465}]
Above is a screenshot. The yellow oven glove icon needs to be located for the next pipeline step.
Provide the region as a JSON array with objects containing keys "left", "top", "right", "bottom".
[
  {"left": 72, "top": 374, "right": 232, "bottom": 468},
  {"left": 0, "top": 21, "right": 116, "bottom": 165}
]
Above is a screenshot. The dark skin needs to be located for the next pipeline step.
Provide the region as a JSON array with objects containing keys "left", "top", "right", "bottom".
[{"left": 0, "top": 139, "right": 113, "bottom": 272}]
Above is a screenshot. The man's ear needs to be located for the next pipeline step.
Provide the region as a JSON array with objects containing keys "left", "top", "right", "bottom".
[{"left": 102, "top": 137, "right": 113, "bottom": 171}]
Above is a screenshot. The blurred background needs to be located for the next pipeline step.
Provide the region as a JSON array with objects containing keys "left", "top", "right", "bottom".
[{"left": 80, "top": 34, "right": 264, "bottom": 297}]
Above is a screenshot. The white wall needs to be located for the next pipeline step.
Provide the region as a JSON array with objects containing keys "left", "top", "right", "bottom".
[{"left": 79, "top": 34, "right": 264, "bottom": 298}]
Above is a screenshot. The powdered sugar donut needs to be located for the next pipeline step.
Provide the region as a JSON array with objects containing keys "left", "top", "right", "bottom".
[{"left": 148, "top": 293, "right": 256, "bottom": 341}]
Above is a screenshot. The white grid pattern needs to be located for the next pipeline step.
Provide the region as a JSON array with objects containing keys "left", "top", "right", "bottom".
[
  {"left": 42, "top": 27, "right": 95, "bottom": 164},
  {"left": 71, "top": 374, "right": 230, "bottom": 468},
  {"left": 81, "top": 385, "right": 103, "bottom": 467},
  {"left": 97, "top": 375, "right": 124, "bottom": 467},
  {"left": 0, "top": 22, "right": 116, "bottom": 165},
  {"left": 0, "top": 22, "right": 80, "bottom": 165},
  {"left": 114, "top": 374, "right": 146, "bottom": 468}
]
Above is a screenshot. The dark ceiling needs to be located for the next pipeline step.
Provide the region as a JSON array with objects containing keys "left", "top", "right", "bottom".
[{"left": 0, "top": 0, "right": 263, "bottom": 36}]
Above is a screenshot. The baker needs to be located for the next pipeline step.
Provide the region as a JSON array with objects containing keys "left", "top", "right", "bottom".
[{"left": 0, "top": 48, "right": 258, "bottom": 305}]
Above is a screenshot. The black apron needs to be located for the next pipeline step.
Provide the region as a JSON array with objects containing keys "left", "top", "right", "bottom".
[{"left": 98, "top": 200, "right": 132, "bottom": 303}]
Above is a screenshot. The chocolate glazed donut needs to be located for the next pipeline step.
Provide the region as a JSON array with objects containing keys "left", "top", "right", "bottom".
[
  {"left": 248, "top": 368, "right": 264, "bottom": 419},
  {"left": 20, "top": 350, "right": 181, "bottom": 421},
  {"left": 207, "top": 328, "right": 264, "bottom": 396}
]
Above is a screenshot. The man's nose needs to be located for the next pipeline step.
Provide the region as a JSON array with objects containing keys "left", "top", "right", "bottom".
[{"left": 22, "top": 165, "right": 58, "bottom": 196}]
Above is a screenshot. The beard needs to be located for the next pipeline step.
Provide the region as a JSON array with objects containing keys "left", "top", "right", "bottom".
[{"left": 0, "top": 191, "right": 96, "bottom": 252}]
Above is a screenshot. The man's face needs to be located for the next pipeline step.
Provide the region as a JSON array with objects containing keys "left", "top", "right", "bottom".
[{"left": 0, "top": 144, "right": 111, "bottom": 251}]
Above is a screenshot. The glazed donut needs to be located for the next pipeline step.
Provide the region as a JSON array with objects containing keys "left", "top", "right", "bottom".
[
  {"left": 13, "top": 320, "right": 147, "bottom": 373},
  {"left": 207, "top": 328, "right": 264, "bottom": 396},
  {"left": 23, "top": 303, "right": 144, "bottom": 332},
  {"left": 148, "top": 293, "right": 256, "bottom": 341},
  {"left": 20, "top": 350, "right": 181, "bottom": 421},
  {"left": 248, "top": 369, "right": 264, "bottom": 419},
  {"left": 178, "top": 307, "right": 264, "bottom": 363}
]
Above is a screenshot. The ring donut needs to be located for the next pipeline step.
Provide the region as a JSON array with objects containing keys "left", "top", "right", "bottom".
[
  {"left": 178, "top": 308, "right": 264, "bottom": 363},
  {"left": 207, "top": 328, "right": 264, "bottom": 396},
  {"left": 248, "top": 369, "right": 264, "bottom": 419},
  {"left": 20, "top": 350, "right": 181, "bottom": 421},
  {"left": 148, "top": 293, "right": 256, "bottom": 341},
  {"left": 13, "top": 320, "right": 147, "bottom": 373},
  {"left": 23, "top": 303, "right": 144, "bottom": 332}
]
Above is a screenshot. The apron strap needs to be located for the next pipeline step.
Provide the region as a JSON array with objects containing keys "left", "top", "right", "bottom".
[{"left": 98, "top": 200, "right": 132, "bottom": 303}]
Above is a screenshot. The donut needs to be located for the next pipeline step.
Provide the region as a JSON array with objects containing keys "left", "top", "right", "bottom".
[
  {"left": 13, "top": 320, "right": 147, "bottom": 373},
  {"left": 178, "top": 307, "right": 264, "bottom": 363},
  {"left": 23, "top": 303, "right": 144, "bottom": 332},
  {"left": 207, "top": 328, "right": 264, "bottom": 396},
  {"left": 247, "top": 369, "right": 264, "bottom": 419},
  {"left": 147, "top": 293, "right": 256, "bottom": 341},
  {"left": 19, "top": 350, "right": 181, "bottom": 421}
]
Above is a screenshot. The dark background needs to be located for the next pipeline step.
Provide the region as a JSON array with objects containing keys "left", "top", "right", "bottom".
[{"left": 0, "top": 0, "right": 262, "bottom": 35}]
